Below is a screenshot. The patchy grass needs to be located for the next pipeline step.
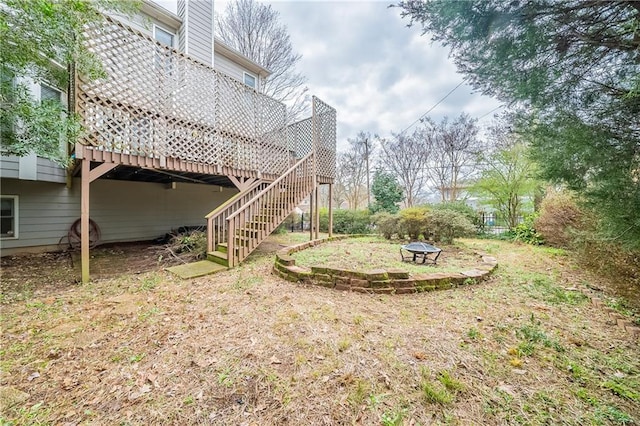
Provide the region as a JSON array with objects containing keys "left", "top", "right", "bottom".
[
  {"left": 291, "top": 236, "right": 481, "bottom": 274},
  {"left": 0, "top": 237, "right": 638, "bottom": 425}
]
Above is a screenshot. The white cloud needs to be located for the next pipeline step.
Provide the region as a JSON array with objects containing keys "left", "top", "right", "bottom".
[{"left": 265, "top": 1, "right": 503, "bottom": 147}]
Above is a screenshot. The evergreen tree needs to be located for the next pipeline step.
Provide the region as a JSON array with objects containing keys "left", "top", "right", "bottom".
[{"left": 370, "top": 169, "right": 404, "bottom": 214}]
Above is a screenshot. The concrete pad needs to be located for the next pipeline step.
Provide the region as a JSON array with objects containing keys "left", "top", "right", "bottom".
[{"left": 166, "top": 260, "right": 227, "bottom": 279}]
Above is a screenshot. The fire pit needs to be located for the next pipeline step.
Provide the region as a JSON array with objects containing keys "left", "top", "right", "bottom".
[{"left": 400, "top": 242, "right": 442, "bottom": 265}]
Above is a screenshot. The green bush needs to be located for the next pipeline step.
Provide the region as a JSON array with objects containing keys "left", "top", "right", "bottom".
[
  {"left": 399, "top": 206, "right": 429, "bottom": 240},
  {"left": 371, "top": 211, "right": 401, "bottom": 239},
  {"left": 514, "top": 214, "right": 544, "bottom": 245},
  {"left": 424, "top": 209, "right": 476, "bottom": 244},
  {"left": 430, "top": 201, "right": 481, "bottom": 228},
  {"left": 319, "top": 208, "right": 372, "bottom": 234},
  {"left": 274, "top": 212, "right": 300, "bottom": 234}
]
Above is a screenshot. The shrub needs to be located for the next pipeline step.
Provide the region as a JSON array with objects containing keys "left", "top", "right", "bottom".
[
  {"left": 399, "top": 206, "right": 429, "bottom": 240},
  {"left": 424, "top": 209, "right": 476, "bottom": 244},
  {"left": 372, "top": 211, "right": 401, "bottom": 239},
  {"left": 430, "top": 201, "right": 481, "bottom": 228},
  {"left": 319, "top": 208, "right": 372, "bottom": 234},
  {"left": 514, "top": 214, "right": 544, "bottom": 245}
]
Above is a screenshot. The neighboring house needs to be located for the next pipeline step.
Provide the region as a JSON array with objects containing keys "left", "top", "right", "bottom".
[{"left": 0, "top": 0, "right": 336, "bottom": 281}]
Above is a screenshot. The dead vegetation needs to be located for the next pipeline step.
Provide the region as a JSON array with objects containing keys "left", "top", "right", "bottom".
[{"left": 1, "top": 235, "right": 639, "bottom": 425}]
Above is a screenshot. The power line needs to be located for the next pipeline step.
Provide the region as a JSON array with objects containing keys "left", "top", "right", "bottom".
[
  {"left": 478, "top": 104, "right": 505, "bottom": 120},
  {"left": 399, "top": 80, "right": 465, "bottom": 135}
]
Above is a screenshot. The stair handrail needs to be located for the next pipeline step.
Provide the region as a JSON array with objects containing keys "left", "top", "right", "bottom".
[
  {"left": 226, "top": 152, "right": 315, "bottom": 266},
  {"left": 226, "top": 152, "right": 313, "bottom": 222},
  {"left": 205, "top": 180, "right": 266, "bottom": 253}
]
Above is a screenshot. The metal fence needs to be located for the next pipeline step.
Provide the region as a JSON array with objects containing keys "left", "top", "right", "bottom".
[{"left": 479, "top": 212, "right": 524, "bottom": 234}]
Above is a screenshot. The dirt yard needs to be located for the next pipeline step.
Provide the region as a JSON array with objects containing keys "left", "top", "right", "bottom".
[{"left": 1, "top": 235, "right": 638, "bottom": 425}]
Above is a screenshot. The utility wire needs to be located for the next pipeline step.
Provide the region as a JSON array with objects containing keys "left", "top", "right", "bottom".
[
  {"left": 478, "top": 104, "right": 505, "bottom": 120},
  {"left": 399, "top": 80, "right": 465, "bottom": 135}
]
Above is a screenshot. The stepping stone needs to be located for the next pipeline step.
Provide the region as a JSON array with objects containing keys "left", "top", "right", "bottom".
[{"left": 166, "top": 260, "right": 227, "bottom": 279}]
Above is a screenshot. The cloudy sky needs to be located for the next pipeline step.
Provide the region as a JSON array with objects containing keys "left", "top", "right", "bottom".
[{"left": 158, "top": 0, "right": 504, "bottom": 149}]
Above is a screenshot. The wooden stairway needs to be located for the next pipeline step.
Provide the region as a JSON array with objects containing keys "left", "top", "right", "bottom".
[{"left": 205, "top": 153, "right": 316, "bottom": 268}]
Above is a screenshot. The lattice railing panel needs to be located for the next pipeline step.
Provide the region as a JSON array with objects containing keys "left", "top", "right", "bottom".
[
  {"left": 77, "top": 15, "right": 297, "bottom": 174},
  {"left": 313, "top": 97, "right": 337, "bottom": 180},
  {"left": 285, "top": 117, "right": 313, "bottom": 160},
  {"left": 76, "top": 16, "right": 337, "bottom": 181},
  {"left": 257, "top": 94, "right": 288, "bottom": 174}
]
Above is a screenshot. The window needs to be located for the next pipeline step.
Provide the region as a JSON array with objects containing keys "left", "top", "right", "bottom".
[
  {"left": 153, "top": 25, "right": 175, "bottom": 47},
  {"left": 40, "top": 84, "right": 62, "bottom": 103},
  {"left": 1, "top": 196, "right": 18, "bottom": 239},
  {"left": 243, "top": 73, "right": 256, "bottom": 89}
]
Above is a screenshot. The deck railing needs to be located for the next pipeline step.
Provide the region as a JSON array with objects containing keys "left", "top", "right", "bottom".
[
  {"left": 76, "top": 15, "right": 298, "bottom": 177},
  {"left": 205, "top": 180, "right": 267, "bottom": 253}
]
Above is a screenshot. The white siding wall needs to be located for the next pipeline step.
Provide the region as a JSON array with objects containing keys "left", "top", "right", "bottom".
[
  {"left": 179, "top": 0, "right": 213, "bottom": 65},
  {"left": 0, "top": 178, "right": 237, "bottom": 254},
  {"left": 214, "top": 53, "right": 261, "bottom": 91}
]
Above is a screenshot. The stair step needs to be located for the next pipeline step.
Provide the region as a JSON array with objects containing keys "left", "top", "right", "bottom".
[
  {"left": 235, "top": 228, "right": 268, "bottom": 238},
  {"left": 245, "top": 221, "right": 270, "bottom": 230},
  {"left": 215, "top": 243, "right": 244, "bottom": 253},
  {"left": 207, "top": 250, "right": 229, "bottom": 267},
  {"left": 260, "top": 207, "right": 286, "bottom": 213},
  {"left": 253, "top": 215, "right": 280, "bottom": 221}
]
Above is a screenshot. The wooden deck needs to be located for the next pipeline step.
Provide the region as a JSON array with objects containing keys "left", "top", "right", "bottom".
[
  {"left": 74, "top": 15, "right": 335, "bottom": 183},
  {"left": 74, "top": 15, "right": 337, "bottom": 282}
]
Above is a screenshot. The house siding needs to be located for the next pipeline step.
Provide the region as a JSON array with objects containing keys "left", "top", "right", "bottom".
[
  {"left": 1, "top": 155, "right": 67, "bottom": 184},
  {"left": 0, "top": 178, "right": 237, "bottom": 255},
  {"left": 180, "top": 0, "right": 213, "bottom": 65},
  {"left": 177, "top": 0, "right": 187, "bottom": 52},
  {"left": 36, "top": 157, "right": 66, "bottom": 183},
  {"left": 214, "top": 53, "right": 258, "bottom": 89},
  {"left": 0, "top": 155, "right": 20, "bottom": 179}
]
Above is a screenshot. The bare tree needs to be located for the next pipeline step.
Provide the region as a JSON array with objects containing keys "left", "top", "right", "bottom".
[
  {"left": 423, "top": 114, "right": 482, "bottom": 202},
  {"left": 377, "top": 129, "right": 430, "bottom": 207},
  {"left": 336, "top": 132, "right": 374, "bottom": 209},
  {"left": 215, "top": 0, "right": 308, "bottom": 121}
]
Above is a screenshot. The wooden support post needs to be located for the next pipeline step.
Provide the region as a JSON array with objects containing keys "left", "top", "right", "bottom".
[
  {"left": 81, "top": 159, "right": 90, "bottom": 283},
  {"left": 309, "top": 190, "right": 314, "bottom": 240},
  {"left": 311, "top": 96, "right": 318, "bottom": 241},
  {"left": 329, "top": 184, "right": 335, "bottom": 237},
  {"left": 314, "top": 185, "right": 320, "bottom": 240}
]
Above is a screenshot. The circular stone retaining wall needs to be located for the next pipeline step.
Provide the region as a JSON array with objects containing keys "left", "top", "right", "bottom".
[{"left": 273, "top": 235, "right": 498, "bottom": 294}]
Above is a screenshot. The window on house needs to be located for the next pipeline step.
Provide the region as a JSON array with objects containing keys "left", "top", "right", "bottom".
[
  {"left": 40, "top": 84, "right": 62, "bottom": 102},
  {"left": 1, "top": 196, "right": 18, "bottom": 239},
  {"left": 243, "top": 73, "right": 256, "bottom": 89},
  {"left": 154, "top": 25, "right": 175, "bottom": 47},
  {"left": 40, "top": 83, "right": 63, "bottom": 105},
  {"left": 40, "top": 83, "right": 68, "bottom": 155}
]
